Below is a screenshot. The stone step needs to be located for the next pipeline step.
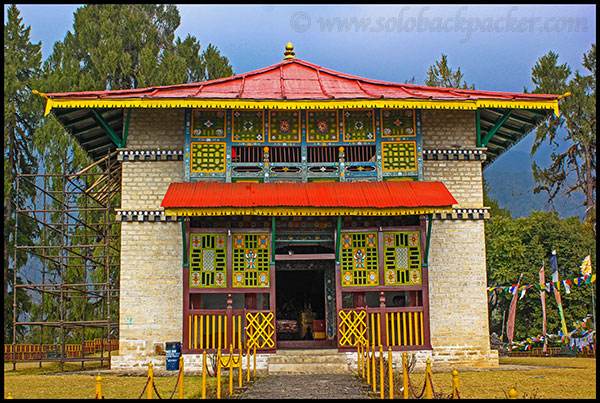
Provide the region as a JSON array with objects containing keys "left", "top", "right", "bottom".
[
  {"left": 268, "top": 362, "right": 349, "bottom": 374},
  {"left": 268, "top": 355, "right": 348, "bottom": 364},
  {"left": 267, "top": 349, "right": 350, "bottom": 374},
  {"left": 275, "top": 348, "right": 340, "bottom": 355}
]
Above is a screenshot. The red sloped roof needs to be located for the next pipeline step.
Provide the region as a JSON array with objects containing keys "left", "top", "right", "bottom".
[
  {"left": 160, "top": 181, "right": 457, "bottom": 209},
  {"left": 45, "top": 58, "right": 558, "bottom": 102}
]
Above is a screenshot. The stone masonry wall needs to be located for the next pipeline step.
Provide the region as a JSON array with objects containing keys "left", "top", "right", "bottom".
[
  {"left": 125, "top": 108, "right": 185, "bottom": 150},
  {"left": 421, "top": 109, "right": 497, "bottom": 368},
  {"left": 112, "top": 221, "right": 183, "bottom": 370},
  {"left": 421, "top": 109, "right": 477, "bottom": 149},
  {"left": 113, "top": 109, "right": 186, "bottom": 369},
  {"left": 120, "top": 161, "right": 183, "bottom": 211}
]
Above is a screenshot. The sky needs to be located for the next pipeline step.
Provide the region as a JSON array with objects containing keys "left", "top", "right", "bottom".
[{"left": 5, "top": 3, "right": 597, "bottom": 168}]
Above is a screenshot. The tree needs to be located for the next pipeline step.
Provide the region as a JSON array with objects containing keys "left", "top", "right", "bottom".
[
  {"left": 201, "top": 43, "right": 234, "bottom": 81},
  {"left": 23, "top": 4, "right": 235, "bottom": 343},
  {"left": 486, "top": 210, "right": 596, "bottom": 342},
  {"left": 528, "top": 45, "right": 596, "bottom": 230},
  {"left": 424, "top": 54, "right": 475, "bottom": 89},
  {"left": 4, "top": 3, "right": 44, "bottom": 341}
]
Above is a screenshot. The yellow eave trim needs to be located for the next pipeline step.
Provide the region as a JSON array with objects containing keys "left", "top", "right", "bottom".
[
  {"left": 163, "top": 206, "right": 454, "bottom": 216},
  {"left": 36, "top": 95, "right": 561, "bottom": 117}
]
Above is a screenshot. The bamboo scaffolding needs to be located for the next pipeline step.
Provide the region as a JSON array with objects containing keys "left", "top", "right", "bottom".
[{"left": 11, "top": 150, "right": 120, "bottom": 370}]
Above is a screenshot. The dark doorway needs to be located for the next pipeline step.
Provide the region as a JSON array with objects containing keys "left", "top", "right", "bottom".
[{"left": 276, "top": 269, "right": 325, "bottom": 341}]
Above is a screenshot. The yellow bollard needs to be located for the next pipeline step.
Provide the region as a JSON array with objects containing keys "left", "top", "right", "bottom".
[
  {"left": 229, "top": 344, "right": 233, "bottom": 396},
  {"left": 216, "top": 348, "right": 222, "bottom": 399},
  {"left": 253, "top": 345, "right": 256, "bottom": 378},
  {"left": 201, "top": 350, "right": 207, "bottom": 399},
  {"left": 361, "top": 342, "right": 365, "bottom": 379},
  {"left": 402, "top": 352, "right": 408, "bottom": 400},
  {"left": 238, "top": 348, "right": 243, "bottom": 389},
  {"left": 508, "top": 387, "right": 518, "bottom": 399},
  {"left": 246, "top": 344, "right": 251, "bottom": 382},
  {"left": 452, "top": 368, "right": 459, "bottom": 399},
  {"left": 366, "top": 344, "right": 371, "bottom": 385},
  {"left": 147, "top": 362, "right": 154, "bottom": 400},
  {"left": 357, "top": 343, "right": 361, "bottom": 376},
  {"left": 372, "top": 343, "right": 377, "bottom": 393},
  {"left": 388, "top": 347, "right": 394, "bottom": 400},
  {"left": 95, "top": 374, "right": 102, "bottom": 399},
  {"left": 179, "top": 356, "right": 184, "bottom": 399},
  {"left": 238, "top": 318, "right": 243, "bottom": 389},
  {"left": 425, "top": 358, "right": 432, "bottom": 399},
  {"left": 379, "top": 346, "right": 384, "bottom": 399},
  {"left": 6, "top": 393, "right": 13, "bottom": 399}
]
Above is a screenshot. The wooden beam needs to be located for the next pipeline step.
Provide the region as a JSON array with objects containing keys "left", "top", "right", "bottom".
[
  {"left": 90, "top": 109, "right": 123, "bottom": 148},
  {"left": 481, "top": 109, "right": 513, "bottom": 147}
]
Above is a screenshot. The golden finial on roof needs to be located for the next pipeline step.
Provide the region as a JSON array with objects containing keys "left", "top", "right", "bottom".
[{"left": 284, "top": 42, "right": 295, "bottom": 60}]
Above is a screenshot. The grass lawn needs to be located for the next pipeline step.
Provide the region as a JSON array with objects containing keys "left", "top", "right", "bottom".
[
  {"left": 386, "top": 356, "right": 596, "bottom": 399},
  {"left": 3, "top": 356, "right": 596, "bottom": 399}
]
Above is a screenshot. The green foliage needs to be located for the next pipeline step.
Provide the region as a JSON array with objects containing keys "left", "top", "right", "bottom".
[
  {"left": 486, "top": 210, "right": 596, "bottom": 341},
  {"left": 528, "top": 45, "right": 596, "bottom": 225},
  {"left": 424, "top": 53, "right": 475, "bottom": 89},
  {"left": 4, "top": 4, "right": 43, "bottom": 342},
  {"left": 201, "top": 43, "right": 234, "bottom": 81}
]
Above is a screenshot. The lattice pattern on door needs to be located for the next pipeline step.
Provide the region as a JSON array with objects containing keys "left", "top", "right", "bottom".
[
  {"left": 383, "top": 231, "right": 422, "bottom": 285},
  {"left": 340, "top": 232, "right": 379, "bottom": 286},
  {"left": 232, "top": 233, "right": 270, "bottom": 287},
  {"left": 189, "top": 233, "right": 227, "bottom": 288}
]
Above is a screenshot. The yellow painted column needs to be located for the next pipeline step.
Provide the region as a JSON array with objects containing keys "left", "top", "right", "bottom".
[
  {"left": 147, "top": 362, "right": 154, "bottom": 399},
  {"left": 95, "top": 374, "right": 102, "bottom": 399},
  {"left": 229, "top": 344, "right": 234, "bottom": 395},
  {"left": 402, "top": 352, "right": 408, "bottom": 400},
  {"left": 379, "top": 346, "right": 384, "bottom": 399},
  {"left": 179, "top": 356, "right": 184, "bottom": 399},
  {"left": 202, "top": 350, "right": 207, "bottom": 399},
  {"left": 425, "top": 358, "right": 432, "bottom": 399},
  {"left": 452, "top": 368, "right": 459, "bottom": 399},
  {"left": 388, "top": 347, "right": 394, "bottom": 400},
  {"left": 366, "top": 344, "right": 371, "bottom": 385},
  {"left": 216, "top": 348, "right": 222, "bottom": 399}
]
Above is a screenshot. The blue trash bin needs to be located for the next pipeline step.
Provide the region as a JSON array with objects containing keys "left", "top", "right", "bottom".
[{"left": 165, "top": 342, "right": 181, "bottom": 371}]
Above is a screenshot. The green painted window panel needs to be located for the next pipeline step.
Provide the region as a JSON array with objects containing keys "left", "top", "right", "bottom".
[
  {"left": 189, "top": 233, "right": 227, "bottom": 288},
  {"left": 190, "top": 142, "right": 226, "bottom": 173},
  {"left": 340, "top": 232, "right": 378, "bottom": 286},
  {"left": 268, "top": 110, "right": 301, "bottom": 142},
  {"left": 232, "top": 110, "right": 264, "bottom": 142},
  {"left": 232, "top": 233, "right": 270, "bottom": 287},
  {"left": 381, "top": 141, "right": 417, "bottom": 172},
  {"left": 343, "top": 109, "right": 375, "bottom": 142},
  {"left": 383, "top": 231, "right": 422, "bottom": 285},
  {"left": 191, "top": 109, "right": 226, "bottom": 138},
  {"left": 307, "top": 110, "right": 339, "bottom": 142},
  {"left": 380, "top": 109, "right": 415, "bottom": 137}
]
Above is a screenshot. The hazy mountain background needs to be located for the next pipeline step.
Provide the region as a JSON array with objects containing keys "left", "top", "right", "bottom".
[{"left": 483, "top": 147, "right": 586, "bottom": 220}]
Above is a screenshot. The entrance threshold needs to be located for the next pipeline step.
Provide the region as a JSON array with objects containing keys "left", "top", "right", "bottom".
[{"left": 277, "top": 340, "right": 337, "bottom": 349}]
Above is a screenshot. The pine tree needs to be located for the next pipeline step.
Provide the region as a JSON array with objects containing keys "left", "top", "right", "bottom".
[
  {"left": 425, "top": 54, "right": 475, "bottom": 89},
  {"left": 4, "top": 3, "right": 44, "bottom": 341},
  {"left": 529, "top": 45, "right": 596, "bottom": 231}
]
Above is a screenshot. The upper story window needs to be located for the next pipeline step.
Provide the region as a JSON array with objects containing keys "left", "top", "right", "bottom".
[{"left": 184, "top": 108, "right": 422, "bottom": 183}]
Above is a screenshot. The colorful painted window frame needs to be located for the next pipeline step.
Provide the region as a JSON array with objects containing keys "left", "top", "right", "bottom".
[
  {"left": 232, "top": 233, "right": 271, "bottom": 287},
  {"left": 340, "top": 232, "right": 379, "bottom": 287},
  {"left": 383, "top": 231, "right": 422, "bottom": 286},
  {"left": 189, "top": 233, "right": 227, "bottom": 288}
]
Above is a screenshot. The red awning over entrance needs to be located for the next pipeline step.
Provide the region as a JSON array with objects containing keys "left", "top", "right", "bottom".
[{"left": 160, "top": 181, "right": 457, "bottom": 216}]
